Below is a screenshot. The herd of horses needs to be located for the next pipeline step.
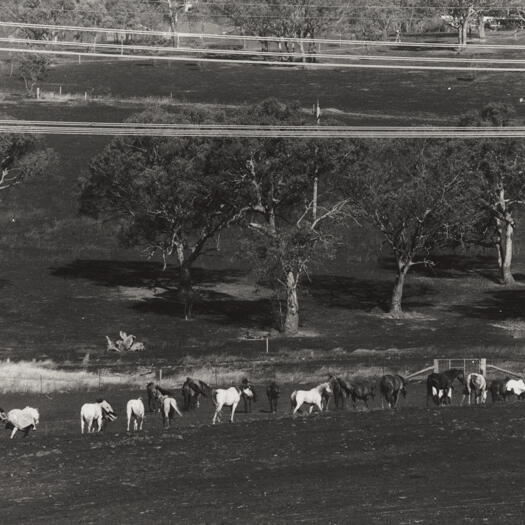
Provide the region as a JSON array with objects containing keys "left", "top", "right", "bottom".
[{"left": 1, "top": 370, "right": 525, "bottom": 438}]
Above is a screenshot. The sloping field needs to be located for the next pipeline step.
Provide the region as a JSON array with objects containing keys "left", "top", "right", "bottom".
[{"left": 1, "top": 386, "right": 525, "bottom": 524}]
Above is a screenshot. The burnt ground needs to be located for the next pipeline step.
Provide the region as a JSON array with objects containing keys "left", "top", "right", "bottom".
[{"left": 2, "top": 385, "right": 525, "bottom": 524}]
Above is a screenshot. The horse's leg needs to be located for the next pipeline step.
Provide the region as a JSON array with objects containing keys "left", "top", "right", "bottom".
[
  {"left": 231, "top": 401, "right": 238, "bottom": 423},
  {"left": 10, "top": 427, "right": 17, "bottom": 439},
  {"left": 212, "top": 402, "right": 222, "bottom": 424},
  {"left": 293, "top": 401, "right": 302, "bottom": 416},
  {"left": 81, "top": 416, "right": 85, "bottom": 434},
  {"left": 174, "top": 404, "right": 183, "bottom": 417}
]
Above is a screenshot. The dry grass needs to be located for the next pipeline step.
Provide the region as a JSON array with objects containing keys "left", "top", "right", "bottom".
[
  {"left": 0, "top": 359, "right": 394, "bottom": 393},
  {"left": 0, "top": 360, "right": 148, "bottom": 393}
]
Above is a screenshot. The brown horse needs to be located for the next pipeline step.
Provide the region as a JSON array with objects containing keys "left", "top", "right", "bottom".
[{"left": 380, "top": 374, "right": 407, "bottom": 409}]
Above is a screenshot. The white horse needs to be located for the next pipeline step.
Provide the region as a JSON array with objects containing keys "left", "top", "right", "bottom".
[
  {"left": 505, "top": 379, "right": 525, "bottom": 398},
  {"left": 80, "top": 399, "right": 117, "bottom": 434},
  {"left": 212, "top": 386, "right": 252, "bottom": 424},
  {"left": 462, "top": 373, "right": 487, "bottom": 405},
  {"left": 159, "top": 395, "right": 182, "bottom": 428},
  {"left": 126, "top": 397, "right": 145, "bottom": 431},
  {"left": 290, "top": 382, "right": 332, "bottom": 416},
  {"left": 0, "top": 407, "right": 39, "bottom": 439}
]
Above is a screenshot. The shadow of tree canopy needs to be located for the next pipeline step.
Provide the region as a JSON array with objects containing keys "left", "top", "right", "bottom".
[
  {"left": 306, "top": 274, "right": 437, "bottom": 312},
  {"left": 377, "top": 254, "right": 500, "bottom": 281},
  {"left": 133, "top": 288, "right": 274, "bottom": 329},
  {"left": 452, "top": 288, "right": 525, "bottom": 320},
  {"left": 50, "top": 259, "right": 247, "bottom": 289}
]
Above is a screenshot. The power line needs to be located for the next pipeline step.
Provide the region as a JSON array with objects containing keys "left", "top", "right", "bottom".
[
  {"left": 3, "top": 21, "right": 525, "bottom": 50},
  {"left": 2, "top": 120, "right": 525, "bottom": 138},
  {"left": 6, "top": 37, "right": 525, "bottom": 66}
]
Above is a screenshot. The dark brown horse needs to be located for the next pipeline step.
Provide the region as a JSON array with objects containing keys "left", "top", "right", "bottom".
[
  {"left": 266, "top": 381, "right": 280, "bottom": 413},
  {"left": 325, "top": 375, "right": 352, "bottom": 410},
  {"left": 240, "top": 378, "right": 257, "bottom": 413},
  {"left": 146, "top": 382, "right": 159, "bottom": 412},
  {"left": 350, "top": 383, "right": 375, "bottom": 409},
  {"left": 181, "top": 377, "right": 210, "bottom": 411},
  {"left": 426, "top": 368, "right": 465, "bottom": 407},
  {"left": 380, "top": 374, "right": 407, "bottom": 409}
]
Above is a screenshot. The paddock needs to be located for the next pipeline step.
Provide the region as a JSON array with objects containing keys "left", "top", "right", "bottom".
[{"left": 1, "top": 385, "right": 525, "bottom": 524}]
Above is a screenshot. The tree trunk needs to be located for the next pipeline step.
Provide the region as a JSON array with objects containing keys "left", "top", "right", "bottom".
[
  {"left": 390, "top": 261, "right": 410, "bottom": 316},
  {"left": 283, "top": 271, "right": 299, "bottom": 335},
  {"left": 478, "top": 15, "right": 486, "bottom": 41},
  {"left": 501, "top": 219, "right": 515, "bottom": 285},
  {"left": 178, "top": 264, "right": 195, "bottom": 320}
]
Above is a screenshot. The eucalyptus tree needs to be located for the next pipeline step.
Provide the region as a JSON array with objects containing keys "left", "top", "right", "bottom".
[{"left": 342, "top": 139, "right": 475, "bottom": 316}]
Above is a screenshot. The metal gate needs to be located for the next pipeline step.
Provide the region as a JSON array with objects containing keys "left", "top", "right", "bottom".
[{"left": 433, "top": 358, "right": 486, "bottom": 376}]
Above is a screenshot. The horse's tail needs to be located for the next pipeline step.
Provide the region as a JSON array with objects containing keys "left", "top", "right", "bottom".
[
  {"left": 212, "top": 389, "right": 219, "bottom": 407},
  {"left": 290, "top": 391, "right": 297, "bottom": 411}
]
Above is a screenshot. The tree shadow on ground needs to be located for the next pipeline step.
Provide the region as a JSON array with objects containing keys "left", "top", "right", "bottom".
[
  {"left": 307, "top": 274, "right": 437, "bottom": 312},
  {"left": 453, "top": 288, "right": 525, "bottom": 320},
  {"left": 133, "top": 288, "right": 274, "bottom": 329},
  {"left": 378, "top": 254, "right": 500, "bottom": 281},
  {"left": 51, "top": 259, "right": 247, "bottom": 289}
]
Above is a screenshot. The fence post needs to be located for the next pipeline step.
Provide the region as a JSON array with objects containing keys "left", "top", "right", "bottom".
[
  {"left": 433, "top": 359, "right": 439, "bottom": 373},
  {"left": 40, "top": 375, "right": 43, "bottom": 394},
  {"left": 480, "top": 358, "right": 487, "bottom": 377},
  {"left": 214, "top": 368, "right": 218, "bottom": 386},
  {"left": 98, "top": 369, "right": 101, "bottom": 390},
  {"left": 266, "top": 337, "right": 269, "bottom": 354}
]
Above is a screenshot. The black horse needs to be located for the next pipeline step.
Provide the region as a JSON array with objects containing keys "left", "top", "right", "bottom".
[
  {"left": 350, "top": 383, "right": 375, "bottom": 409},
  {"left": 426, "top": 368, "right": 465, "bottom": 407},
  {"left": 181, "top": 377, "right": 210, "bottom": 411},
  {"left": 380, "top": 374, "right": 407, "bottom": 409},
  {"left": 241, "top": 378, "right": 257, "bottom": 413},
  {"left": 325, "top": 375, "right": 352, "bottom": 410},
  {"left": 266, "top": 381, "right": 280, "bottom": 413},
  {"left": 489, "top": 378, "right": 509, "bottom": 403}
]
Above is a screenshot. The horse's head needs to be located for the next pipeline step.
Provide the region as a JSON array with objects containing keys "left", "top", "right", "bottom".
[
  {"left": 0, "top": 408, "right": 6, "bottom": 422},
  {"left": 26, "top": 407, "right": 39, "bottom": 426},
  {"left": 400, "top": 381, "right": 407, "bottom": 399},
  {"left": 455, "top": 369, "right": 466, "bottom": 385},
  {"left": 322, "top": 382, "right": 332, "bottom": 395},
  {"left": 98, "top": 400, "right": 117, "bottom": 421}
]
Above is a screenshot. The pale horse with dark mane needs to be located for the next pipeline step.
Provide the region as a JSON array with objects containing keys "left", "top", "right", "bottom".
[
  {"left": 461, "top": 373, "right": 487, "bottom": 405},
  {"left": 158, "top": 394, "right": 183, "bottom": 429},
  {"left": 80, "top": 399, "right": 117, "bottom": 433},
  {"left": 290, "top": 382, "right": 332, "bottom": 416},
  {"left": 0, "top": 406, "right": 39, "bottom": 439},
  {"left": 126, "top": 397, "right": 145, "bottom": 431},
  {"left": 211, "top": 385, "right": 253, "bottom": 424}
]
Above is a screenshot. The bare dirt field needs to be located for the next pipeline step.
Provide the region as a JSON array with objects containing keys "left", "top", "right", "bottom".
[{"left": 2, "top": 385, "right": 525, "bottom": 524}]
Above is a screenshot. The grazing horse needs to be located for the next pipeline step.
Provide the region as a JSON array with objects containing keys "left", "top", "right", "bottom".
[
  {"left": 146, "top": 382, "right": 160, "bottom": 412},
  {"left": 158, "top": 395, "right": 183, "bottom": 429},
  {"left": 504, "top": 378, "right": 525, "bottom": 400},
  {"left": 290, "top": 382, "right": 332, "bottom": 416},
  {"left": 266, "top": 381, "right": 280, "bottom": 413},
  {"left": 350, "top": 383, "right": 376, "bottom": 410},
  {"left": 126, "top": 398, "right": 145, "bottom": 431},
  {"left": 489, "top": 378, "right": 510, "bottom": 402},
  {"left": 0, "top": 407, "right": 39, "bottom": 439},
  {"left": 426, "top": 369, "right": 465, "bottom": 407},
  {"left": 80, "top": 399, "right": 117, "bottom": 434},
  {"left": 462, "top": 373, "right": 487, "bottom": 405},
  {"left": 325, "top": 375, "right": 352, "bottom": 410},
  {"left": 212, "top": 386, "right": 252, "bottom": 424},
  {"left": 380, "top": 374, "right": 407, "bottom": 409},
  {"left": 181, "top": 377, "right": 210, "bottom": 411},
  {"left": 240, "top": 378, "right": 257, "bottom": 413}
]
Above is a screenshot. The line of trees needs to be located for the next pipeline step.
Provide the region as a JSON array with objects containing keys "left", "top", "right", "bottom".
[{"left": 79, "top": 99, "right": 525, "bottom": 334}]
